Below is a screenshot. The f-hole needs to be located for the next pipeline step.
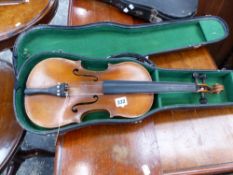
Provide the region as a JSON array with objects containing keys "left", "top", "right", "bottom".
[
  {"left": 73, "top": 68, "right": 98, "bottom": 81},
  {"left": 72, "top": 95, "right": 99, "bottom": 113}
]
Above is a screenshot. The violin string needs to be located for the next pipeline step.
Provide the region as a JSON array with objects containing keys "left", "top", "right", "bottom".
[
  {"left": 55, "top": 93, "right": 70, "bottom": 145},
  {"left": 68, "top": 92, "right": 103, "bottom": 96},
  {"left": 67, "top": 84, "right": 102, "bottom": 89}
]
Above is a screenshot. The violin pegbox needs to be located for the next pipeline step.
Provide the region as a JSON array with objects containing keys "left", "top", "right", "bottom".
[{"left": 192, "top": 73, "right": 224, "bottom": 104}]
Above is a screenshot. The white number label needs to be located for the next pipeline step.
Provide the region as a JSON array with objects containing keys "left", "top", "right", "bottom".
[{"left": 115, "top": 97, "right": 128, "bottom": 108}]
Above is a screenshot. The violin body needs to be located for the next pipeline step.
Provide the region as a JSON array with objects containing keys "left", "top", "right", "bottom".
[{"left": 25, "top": 58, "right": 153, "bottom": 128}]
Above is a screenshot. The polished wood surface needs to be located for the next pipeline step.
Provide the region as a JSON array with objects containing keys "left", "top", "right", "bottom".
[
  {"left": 56, "top": 119, "right": 162, "bottom": 175},
  {"left": 0, "top": 60, "right": 24, "bottom": 170},
  {"left": 68, "top": 0, "right": 143, "bottom": 25},
  {"left": 198, "top": 0, "right": 233, "bottom": 66},
  {"left": 0, "top": 0, "right": 58, "bottom": 50},
  {"left": 55, "top": 0, "right": 233, "bottom": 174},
  {"left": 25, "top": 59, "right": 153, "bottom": 128}
]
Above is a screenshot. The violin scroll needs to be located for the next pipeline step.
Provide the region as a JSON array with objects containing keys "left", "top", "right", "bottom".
[{"left": 209, "top": 84, "right": 224, "bottom": 94}]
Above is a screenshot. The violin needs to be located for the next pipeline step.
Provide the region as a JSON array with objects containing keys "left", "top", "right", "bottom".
[{"left": 24, "top": 58, "right": 224, "bottom": 128}]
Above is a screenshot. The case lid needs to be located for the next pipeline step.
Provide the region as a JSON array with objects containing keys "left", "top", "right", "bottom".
[{"left": 13, "top": 16, "right": 228, "bottom": 74}]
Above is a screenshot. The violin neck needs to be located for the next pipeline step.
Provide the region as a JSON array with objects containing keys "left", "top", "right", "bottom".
[{"left": 103, "top": 81, "right": 198, "bottom": 94}]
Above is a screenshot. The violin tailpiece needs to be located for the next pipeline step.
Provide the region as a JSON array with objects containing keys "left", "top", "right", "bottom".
[{"left": 24, "top": 83, "right": 69, "bottom": 97}]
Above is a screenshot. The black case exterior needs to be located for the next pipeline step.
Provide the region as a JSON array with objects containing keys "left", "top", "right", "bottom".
[
  {"left": 12, "top": 17, "right": 230, "bottom": 134},
  {"left": 103, "top": 0, "right": 198, "bottom": 22}
]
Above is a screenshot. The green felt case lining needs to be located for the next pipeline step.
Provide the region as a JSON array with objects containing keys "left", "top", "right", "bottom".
[{"left": 14, "top": 16, "right": 228, "bottom": 74}]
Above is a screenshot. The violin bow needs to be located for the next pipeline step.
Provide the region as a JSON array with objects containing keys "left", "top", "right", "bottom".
[{"left": 0, "top": 0, "right": 27, "bottom": 6}]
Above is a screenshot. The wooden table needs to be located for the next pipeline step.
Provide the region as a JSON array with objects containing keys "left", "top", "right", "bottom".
[
  {"left": 0, "top": 1, "right": 58, "bottom": 173},
  {"left": 0, "top": 0, "right": 58, "bottom": 50},
  {"left": 0, "top": 58, "right": 55, "bottom": 174},
  {"left": 55, "top": 1, "right": 233, "bottom": 174},
  {"left": 0, "top": 60, "right": 24, "bottom": 173}
]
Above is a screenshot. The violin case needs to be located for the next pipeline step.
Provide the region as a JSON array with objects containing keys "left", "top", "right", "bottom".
[
  {"left": 13, "top": 16, "right": 231, "bottom": 134},
  {"left": 102, "top": 0, "right": 198, "bottom": 22}
]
